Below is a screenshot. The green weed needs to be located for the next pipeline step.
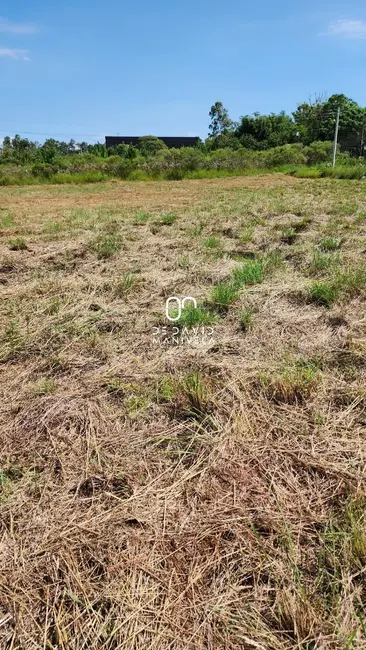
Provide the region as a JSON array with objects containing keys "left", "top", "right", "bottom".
[
  {"left": 90, "top": 233, "right": 123, "bottom": 259},
  {"left": 335, "top": 266, "right": 366, "bottom": 297},
  {"left": 259, "top": 360, "right": 321, "bottom": 404},
  {"left": 160, "top": 212, "right": 177, "bottom": 225},
  {"left": 172, "top": 302, "right": 216, "bottom": 326},
  {"left": 1, "top": 213, "right": 14, "bottom": 228},
  {"left": 133, "top": 211, "right": 151, "bottom": 225},
  {"left": 8, "top": 237, "right": 27, "bottom": 251},
  {"left": 204, "top": 235, "right": 220, "bottom": 249},
  {"left": 319, "top": 237, "right": 342, "bottom": 251},
  {"left": 306, "top": 250, "right": 341, "bottom": 276},
  {"left": 232, "top": 258, "right": 264, "bottom": 287},
  {"left": 114, "top": 272, "right": 136, "bottom": 297},
  {"left": 308, "top": 281, "right": 339, "bottom": 307},
  {"left": 238, "top": 307, "right": 257, "bottom": 332},
  {"left": 181, "top": 371, "right": 211, "bottom": 418},
  {"left": 32, "top": 378, "right": 57, "bottom": 396},
  {"left": 209, "top": 282, "right": 238, "bottom": 312},
  {"left": 155, "top": 377, "right": 175, "bottom": 403},
  {"left": 280, "top": 226, "right": 297, "bottom": 245}
]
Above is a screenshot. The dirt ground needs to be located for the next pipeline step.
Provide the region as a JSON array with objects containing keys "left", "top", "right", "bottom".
[{"left": 0, "top": 174, "right": 366, "bottom": 649}]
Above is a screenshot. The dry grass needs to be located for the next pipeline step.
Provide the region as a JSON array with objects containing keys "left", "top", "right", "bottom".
[{"left": 0, "top": 175, "right": 366, "bottom": 649}]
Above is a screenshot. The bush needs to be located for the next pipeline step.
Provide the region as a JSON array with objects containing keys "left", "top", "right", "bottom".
[
  {"left": 263, "top": 144, "right": 307, "bottom": 167},
  {"left": 304, "top": 141, "right": 334, "bottom": 165},
  {"left": 31, "top": 163, "right": 55, "bottom": 178},
  {"left": 138, "top": 136, "right": 168, "bottom": 155},
  {"left": 114, "top": 159, "right": 136, "bottom": 179}
]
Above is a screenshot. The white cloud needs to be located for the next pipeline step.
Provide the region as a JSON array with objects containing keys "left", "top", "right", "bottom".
[
  {"left": 327, "top": 19, "right": 366, "bottom": 39},
  {"left": 0, "top": 48, "right": 30, "bottom": 61},
  {"left": 0, "top": 17, "right": 37, "bottom": 34}
]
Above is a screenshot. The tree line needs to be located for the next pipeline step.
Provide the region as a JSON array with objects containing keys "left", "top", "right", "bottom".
[
  {"left": 207, "top": 94, "right": 366, "bottom": 154},
  {"left": 0, "top": 93, "right": 365, "bottom": 169}
]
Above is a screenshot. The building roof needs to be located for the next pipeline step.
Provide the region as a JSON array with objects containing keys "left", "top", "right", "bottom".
[{"left": 105, "top": 136, "right": 200, "bottom": 149}]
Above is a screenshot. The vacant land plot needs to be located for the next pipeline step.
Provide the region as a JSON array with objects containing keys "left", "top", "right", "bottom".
[{"left": 0, "top": 174, "right": 366, "bottom": 649}]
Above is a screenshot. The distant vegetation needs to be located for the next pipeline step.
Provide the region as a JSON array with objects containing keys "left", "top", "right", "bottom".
[{"left": 1, "top": 93, "right": 366, "bottom": 184}]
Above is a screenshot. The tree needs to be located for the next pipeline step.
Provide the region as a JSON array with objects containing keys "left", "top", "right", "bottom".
[
  {"left": 293, "top": 94, "right": 366, "bottom": 148},
  {"left": 208, "top": 102, "right": 233, "bottom": 137},
  {"left": 40, "top": 139, "right": 59, "bottom": 163},
  {"left": 235, "top": 112, "right": 298, "bottom": 149},
  {"left": 10, "top": 134, "right": 39, "bottom": 164},
  {"left": 77, "top": 141, "right": 89, "bottom": 153},
  {"left": 67, "top": 139, "right": 77, "bottom": 154},
  {"left": 137, "top": 136, "right": 167, "bottom": 155}
]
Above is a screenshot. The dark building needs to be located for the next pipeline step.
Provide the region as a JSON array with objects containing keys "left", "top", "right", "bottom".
[{"left": 105, "top": 136, "right": 200, "bottom": 149}]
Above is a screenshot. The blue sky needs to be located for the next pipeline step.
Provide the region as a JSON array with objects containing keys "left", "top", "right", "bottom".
[{"left": 1, "top": 0, "right": 366, "bottom": 143}]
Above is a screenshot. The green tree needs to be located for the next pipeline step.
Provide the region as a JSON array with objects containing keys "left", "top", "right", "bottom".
[
  {"left": 77, "top": 141, "right": 89, "bottom": 153},
  {"left": 137, "top": 136, "right": 167, "bottom": 155},
  {"left": 293, "top": 94, "right": 366, "bottom": 150},
  {"left": 208, "top": 102, "right": 233, "bottom": 137},
  {"left": 235, "top": 112, "right": 298, "bottom": 149}
]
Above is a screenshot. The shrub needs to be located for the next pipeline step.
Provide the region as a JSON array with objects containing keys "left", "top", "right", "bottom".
[
  {"left": 264, "top": 144, "right": 307, "bottom": 167},
  {"left": 304, "top": 141, "right": 333, "bottom": 165},
  {"left": 138, "top": 136, "right": 168, "bottom": 155},
  {"left": 114, "top": 159, "right": 135, "bottom": 179},
  {"left": 52, "top": 171, "right": 108, "bottom": 184},
  {"left": 31, "top": 162, "right": 54, "bottom": 178},
  {"left": 166, "top": 168, "right": 185, "bottom": 180}
]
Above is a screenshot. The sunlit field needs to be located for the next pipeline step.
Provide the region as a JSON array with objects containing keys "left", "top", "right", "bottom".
[{"left": 1, "top": 174, "right": 366, "bottom": 649}]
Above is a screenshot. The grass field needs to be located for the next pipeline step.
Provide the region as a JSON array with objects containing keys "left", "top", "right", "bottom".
[{"left": 1, "top": 174, "right": 366, "bottom": 649}]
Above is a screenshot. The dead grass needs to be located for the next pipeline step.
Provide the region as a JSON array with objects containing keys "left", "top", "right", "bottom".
[{"left": 0, "top": 174, "right": 366, "bottom": 649}]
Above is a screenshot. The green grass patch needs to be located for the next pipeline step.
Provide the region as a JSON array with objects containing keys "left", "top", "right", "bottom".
[
  {"left": 209, "top": 282, "right": 239, "bottom": 312},
  {"left": 90, "top": 233, "right": 123, "bottom": 259},
  {"left": 32, "top": 378, "right": 57, "bottom": 396},
  {"left": 8, "top": 237, "right": 27, "bottom": 251},
  {"left": 232, "top": 258, "right": 265, "bottom": 287},
  {"left": 114, "top": 272, "right": 136, "bottom": 297},
  {"left": 319, "top": 236, "right": 343, "bottom": 251},
  {"left": 306, "top": 250, "right": 341, "bottom": 276},
  {"left": 1, "top": 212, "right": 14, "bottom": 228},
  {"left": 259, "top": 359, "right": 321, "bottom": 404},
  {"left": 308, "top": 281, "right": 339, "bottom": 307},
  {"left": 133, "top": 211, "right": 151, "bottom": 225},
  {"left": 203, "top": 235, "right": 221, "bottom": 249},
  {"left": 171, "top": 302, "right": 216, "bottom": 326},
  {"left": 335, "top": 266, "right": 366, "bottom": 297},
  {"left": 160, "top": 212, "right": 177, "bottom": 225},
  {"left": 238, "top": 307, "right": 257, "bottom": 332}
]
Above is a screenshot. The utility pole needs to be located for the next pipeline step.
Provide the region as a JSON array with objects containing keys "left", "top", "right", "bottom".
[
  {"left": 332, "top": 106, "right": 340, "bottom": 168},
  {"left": 360, "top": 123, "right": 365, "bottom": 158}
]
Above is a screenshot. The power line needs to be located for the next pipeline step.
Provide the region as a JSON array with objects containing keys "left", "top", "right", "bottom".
[{"left": 0, "top": 129, "right": 105, "bottom": 138}]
